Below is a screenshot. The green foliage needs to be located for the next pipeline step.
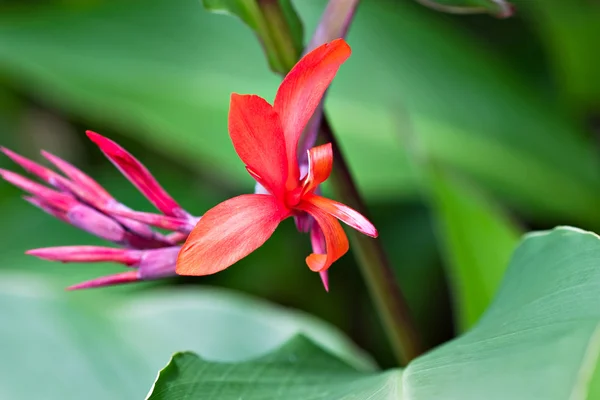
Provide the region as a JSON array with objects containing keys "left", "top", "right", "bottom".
[
  {"left": 426, "top": 168, "right": 521, "bottom": 330},
  {"left": 0, "top": 276, "right": 374, "bottom": 399},
  {"left": 149, "top": 336, "right": 400, "bottom": 400},
  {"left": 413, "top": 0, "right": 512, "bottom": 17},
  {"left": 0, "top": 0, "right": 598, "bottom": 223},
  {"left": 201, "top": 0, "right": 303, "bottom": 73},
  {"left": 147, "top": 227, "right": 600, "bottom": 399}
]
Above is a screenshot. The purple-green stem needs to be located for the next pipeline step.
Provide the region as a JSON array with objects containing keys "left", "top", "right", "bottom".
[{"left": 261, "top": 0, "right": 423, "bottom": 364}]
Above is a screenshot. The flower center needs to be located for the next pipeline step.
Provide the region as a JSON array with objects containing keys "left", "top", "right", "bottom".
[{"left": 284, "top": 187, "right": 303, "bottom": 209}]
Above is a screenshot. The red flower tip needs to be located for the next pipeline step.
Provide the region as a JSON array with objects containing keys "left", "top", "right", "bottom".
[
  {"left": 86, "top": 131, "right": 188, "bottom": 218},
  {"left": 67, "top": 270, "right": 140, "bottom": 290}
]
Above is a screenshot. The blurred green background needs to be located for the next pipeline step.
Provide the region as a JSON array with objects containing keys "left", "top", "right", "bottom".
[{"left": 1, "top": 0, "right": 599, "bottom": 397}]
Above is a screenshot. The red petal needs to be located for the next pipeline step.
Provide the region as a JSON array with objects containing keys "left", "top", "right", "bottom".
[
  {"left": 86, "top": 131, "right": 187, "bottom": 217},
  {"left": 296, "top": 200, "right": 349, "bottom": 272},
  {"left": 302, "top": 143, "right": 333, "bottom": 195},
  {"left": 229, "top": 94, "right": 288, "bottom": 198},
  {"left": 304, "top": 195, "right": 379, "bottom": 238},
  {"left": 306, "top": 195, "right": 378, "bottom": 238},
  {"left": 177, "top": 194, "right": 289, "bottom": 276},
  {"left": 274, "top": 39, "right": 351, "bottom": 179}
]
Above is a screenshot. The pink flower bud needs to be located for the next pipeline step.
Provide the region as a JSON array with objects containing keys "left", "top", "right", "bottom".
[
  {"left": 27, "top": 246, "right": 180, "bottom": 289},
  {"left": 86, "top": 131, "right": 189, "bottom": 218}
]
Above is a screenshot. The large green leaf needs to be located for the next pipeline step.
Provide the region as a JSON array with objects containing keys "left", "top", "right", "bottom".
[
  {"left": 404, "top": 226, "right": 600, "bottom": 399},
  {"left": 0, "top": 0, "right": 598, "bottom": 223},
  {"left": 147, "top": 227, "right": 600, "bottom": 399},
  {"left": 0, "top": 275, "right": 374, "bottom": 400},
  {"left": 426, "top": 168, "right": 521, "bottom": 331},
  {"left": 148, "top": 336, "right": 400, "bottom": 400}
]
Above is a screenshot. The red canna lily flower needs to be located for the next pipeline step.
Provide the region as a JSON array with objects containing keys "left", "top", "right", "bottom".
[{"left": 177, "top": 38, "right": 378, "bottom": 279}]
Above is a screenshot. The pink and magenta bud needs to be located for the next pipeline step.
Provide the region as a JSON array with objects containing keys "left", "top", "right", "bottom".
[
  {"left": 27, "top": 246, "right": 180, "bottom": 289},
  {"left": 0, "top": 169, "right": 76, "bottom": 210},
  {"left": 86, "top": 131, "right": 189, "bottom": 218},
  {"left": 67, "top": 271, "right": 140, "bottom": 290},
  {"left": 1, "top": 147, "right": 76, "bottom": 194},
  {"left": 41, "top": 150, "right": 113, "bottom": 206},
  {"left": 107, "top": 207, "right": 198, "bottom": 233},
  {"left": 26, "top": 246, "right": 140, "bottom": 265},
  {"left": 41, "top": 150, "right": 156, "bottom": 239},
  {"left": 23, "top": 196, "right": 69, "bottom": 223}
]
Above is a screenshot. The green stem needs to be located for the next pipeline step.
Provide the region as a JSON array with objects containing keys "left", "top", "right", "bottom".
[
  {"left": 318, "top": 118, "right": 423, "bottom": 364},
  {"left": 258, "top": 0, "right": 301, "bottom": 72}
]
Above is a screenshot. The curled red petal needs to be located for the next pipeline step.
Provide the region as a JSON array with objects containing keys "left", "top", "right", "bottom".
[
  {"left": 67, "top": 270, "right": 140, "bottom": 290},
  {"left": 302, "top": 143, "right": 333, "bottom": 195},
  {"left": 177, "top": 194, "right": 289, "bottom": 276},
  {"left": 86, "top": 131, "right": 187, "bottom": 217},
  {"left": 296, "top": 200, "right": 349, "bottom": 272},
  {"left": 274, "top": 39, "right": 351, "bottom": 180},
  {"left": 229, "top": 94, "right": 288, "bottom": 198},
  {"left": 306, "top": 194, "right": 378, "bottom": 238}
]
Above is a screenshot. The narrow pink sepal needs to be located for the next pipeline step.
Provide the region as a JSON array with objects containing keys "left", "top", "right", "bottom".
[
  {"left": 0, "top": 169, "right": 76, "bottom": 210},
  {"left": 26, "top": 246, "right": 141, "bottom": 265},
  {"left": 86, "top": 131, "right": 188, "bottom": 218},
  {"left": 319, "top": 271, "right": 330, "bottom": 292},
  {"left": 67, "top": 270, "right": 140, "bottom": 290},
  {"left": 311, "top": 224, "right": 330, "bottom": 292},
  {"left": 41, "top": 150, "right": 156, "bottom": 239},
  {"left": 41, "top": 150, "right": 113, "bottom": 205},
  {"left": 23, "top": 196, "right": 69, "bottom": 223},
  {"left": 1, "top": 147, "right": 75, "bottom": 192},
  {"left": 107, "top": 207, "right": 196, "bottom": 233},
  {"left": 104, "top": 202, "right": 162, "bottom": 240}
]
